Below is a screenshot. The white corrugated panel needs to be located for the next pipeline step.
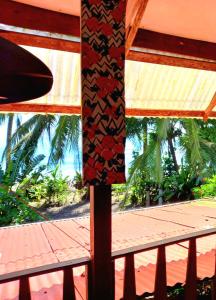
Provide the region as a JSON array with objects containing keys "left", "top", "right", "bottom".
[{"left": 22, "top": 46, "right": 216, "bottom": 113}]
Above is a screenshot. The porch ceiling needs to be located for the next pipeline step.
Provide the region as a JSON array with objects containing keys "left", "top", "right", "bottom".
[
  {"left": 1, "top": 1, "right": 216, "bottom": 118},
  {"left": 14, "top": 0, "right": 216, "bottom": 43}
]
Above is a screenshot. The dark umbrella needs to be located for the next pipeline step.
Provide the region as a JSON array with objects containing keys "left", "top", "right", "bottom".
[{"left": 0, "top": 37, "right": 53, "bottom": 104}]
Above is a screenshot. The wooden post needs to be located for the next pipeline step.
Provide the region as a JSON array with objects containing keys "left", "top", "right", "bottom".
[
  {"left": 19, "top": 277, "right": 31, "bottom": 300},
  {"left": 185, "top": 238, "right": 197, "bottom": 300},
  {"left": 212, "top": 250, "right": 216, "bottom": 300},
  {"left": 123, "top": 254, "right": 136, "bottom": 300},
  {"left": 63, "top": 267, "right": 76, "bottom": 300},
  {"left": 90, "top": 185, "right": 113, "bottom": 300},
  {"left": 154, "top": 245, "right": 167, "bottom": 300}
]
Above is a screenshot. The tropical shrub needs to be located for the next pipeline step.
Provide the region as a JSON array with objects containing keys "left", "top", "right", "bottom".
[
  {"left": 71, "top": 171, "right": 89, "bottom": 202},
  {"left": 193, "top": 175, "right": 216, "bottom": 199},
  {"left": 72, "top": 171, "right": 83, "bottom": 190},
  {"left": 0, "top": 159, "right": 44, "bottom": 226},
  {"left": 0, "top": 187, "right": 41, "bottom": 226},
  {"left": 27, "top": 166, "right": 70, "bottom": 206},
  {"left": 128, "top": 174, "right": 159, "bottom": 206},
  {"left": 162, "top": 167, "right": 202, "bottom": 202},
  {"left": 45, "top": 168, "right": 70, "bottom": 206},
  {"left": 112, "top": 184, "right": 127, "bottom": 203}
]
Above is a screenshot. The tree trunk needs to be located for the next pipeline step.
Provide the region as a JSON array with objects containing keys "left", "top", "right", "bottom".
[
  {"left": 142, "top": 119, "right": 148, "bottom": 155},
  {"left": 167, "top": 136, "right": 179, "bottom": 173},
  {"left": 146, "top": 190, "right": 150, "bottom": 207},
  {"left": 6, "top": 114, "right": 14, "bottom": 170},
  {"left": 143, "top": 120, "right": 151, "bottom": 207},
  {"left": 158, "top": 187, "right": 163, "bottom": 205}
]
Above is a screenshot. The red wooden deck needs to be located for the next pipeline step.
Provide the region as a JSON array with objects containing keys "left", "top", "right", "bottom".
[{"left": 0, "top": 201, "right": 216, "bottom": 299}]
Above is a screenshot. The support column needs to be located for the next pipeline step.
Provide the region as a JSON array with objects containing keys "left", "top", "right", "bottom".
[{"left": 90, "top": 185, "right": 112, "bottom": 300}]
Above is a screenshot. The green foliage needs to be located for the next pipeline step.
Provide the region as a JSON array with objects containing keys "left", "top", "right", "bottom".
[
  {"left": 0, "top": 187, "right": 41, "bottom": 226},
  {"left": 193, "top": 175, "right": 216, "bottom": 198},
  {"left": 161, "top": 169, "right": 202, "bottom": 202},
  {"left": 72, "top": 172, "right": 89, "bottom": 202},
  {"left": 0, "top": 153, "right": 45, "bottom": 226},
  {"left": 72, "top": 171, "right": 83, "bottom": 190},
  {"left": 129, "top": 174, "right": 158, "bottom": 206},
  {"left": 112, "top": 184, "right": 127, "bottom": 203},
  {"left": 27, "top": 166, "right": 70, "bottom": 206}
]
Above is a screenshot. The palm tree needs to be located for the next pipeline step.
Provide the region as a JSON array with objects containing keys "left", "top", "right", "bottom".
[
  {"left": 127, "top": 118, "right": 216, "bottom": 206},
  {"left": 4, "top": 114, "right": 81, "bottom": 172},
  {"left": 180, "top": 119, "right": 216, "bottom": 176},
  {"left": 0, "top": 113, "right": 22, "bottom": 169}
]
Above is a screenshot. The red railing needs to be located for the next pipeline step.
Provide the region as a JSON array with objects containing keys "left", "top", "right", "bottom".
[
  {"left": 112, "top": 227, "right": 216, "bottom": 300},
  {"left": 0, "top": 256, "right": 90, "bottom": 300},
  {"left": 0, "top": 227, "right": 216, "bottom": 300}
]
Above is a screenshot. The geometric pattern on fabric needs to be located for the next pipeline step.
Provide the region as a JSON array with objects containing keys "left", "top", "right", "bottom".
[{"left": 81, "top": 0, "right": 126, "bottom": 185}]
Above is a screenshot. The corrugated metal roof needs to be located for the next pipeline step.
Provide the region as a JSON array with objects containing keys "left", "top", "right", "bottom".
[
  {"left": 0, "top": 201, "right": 216, "bottom": 299},
  {"left": 14, "top": 46, "right": 216, "bottom": 114}
]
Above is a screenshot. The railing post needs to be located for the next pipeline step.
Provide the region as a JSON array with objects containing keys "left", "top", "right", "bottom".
[
  {"left": 90, "top": 185, "right": 113, "bottom": 300},
  {"left": 112, "top": 260, "right": 116, "bottom": 300},
  {"left": 154, "top": 245, "right": 167, "bottom": 300},
  {"left": 19, "top": 276, "right": 31, "bottom": 300},
  {"left": 85, "top": 264, "right": 92, "bottom": 300},
  {"left": 63, "top": 267, "right": 76, "bottom": 300},
  {"left": 123, "top": 254, "right": 136, "bottom": 300},
  {"left": 212, "top": 279, "right": 216, "bottom": 300},
  {"left": 185, "top": 238, "right": 197, "bottom": 300},
  {"left": 211, "top": 250, "right": 216, "bottom": 300}
]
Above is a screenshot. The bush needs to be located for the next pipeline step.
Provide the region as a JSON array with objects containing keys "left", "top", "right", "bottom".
[
  {"left": 0, "top": 188, "right": 41, "bottom": 226},
  {"left": 71, "top": 172, "right": 89, "bottom": 202},
  {"left": 193, "top": 175, "right": 216, "bottom": 198},
  {"left": 27, "top": 166, "right": 70, "bottom": 206}
]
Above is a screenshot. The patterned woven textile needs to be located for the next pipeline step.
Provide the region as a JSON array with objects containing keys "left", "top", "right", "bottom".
[{"left": 81, "top": 0, "right": 126, "bottom": 185}]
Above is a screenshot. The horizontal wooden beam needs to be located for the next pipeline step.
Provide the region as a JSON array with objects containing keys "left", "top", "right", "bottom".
[
  {"left": 126, "top": 108, "right": 206, "bottom": 118},
  {"left": 127, "top": 51, "right": 216, "bottom": 72},
  {"left": 0, "top": 30, "right": 80, "bottom": 53},
  {"left": 134, "top": 29, "right": 216, "bottom": 61},
  {"left": 1, "top": 0, "right": 216, "bottom": 62},
  {"left": 0, "top": 104, "right": 81, "bottom": 114},
  {"left": 2, "top": 30, "right": 216, "bottom": 72},
  {"left": 204, "top": 92, "right": 216, "bottom": 121},
  {"left": 0, "top": 0, "right": 80, "bottom": 37},
  {"left": 0, "top": 103, "right": 216, "bottom": 119}
]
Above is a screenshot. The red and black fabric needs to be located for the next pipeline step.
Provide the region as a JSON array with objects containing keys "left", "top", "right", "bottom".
[{"left": 81, "top": 0, "right": 126, "bottom": 185}]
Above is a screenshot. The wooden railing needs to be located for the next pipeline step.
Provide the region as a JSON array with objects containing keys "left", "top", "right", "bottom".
[
  {"left": 0, "top": 256, "right": 90, "bottom": 300},
  {"left": 112, "top": 227, "right": 216, "bottom": 300},
  {"left": 0, "top": 227, "right": 216, "bottom": 300}
]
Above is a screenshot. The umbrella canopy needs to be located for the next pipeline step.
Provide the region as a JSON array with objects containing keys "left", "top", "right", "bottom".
[{"left": 0, "top": 37, "right": 53, "bottom": 103}]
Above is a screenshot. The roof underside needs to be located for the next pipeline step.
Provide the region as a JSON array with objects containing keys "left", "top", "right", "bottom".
[
  {"left": 1, "top": 0, "right": 216, "bottom": 118},
  {"left": 2, "top": 45, "right": 216, "bottom": 118},
  {"left": 14, "top": 0, "right": 216, "bottom": 43}
]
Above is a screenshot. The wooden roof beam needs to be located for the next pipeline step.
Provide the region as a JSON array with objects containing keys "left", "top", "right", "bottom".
[
  {"left": 2, "top": 0, "right": 216, "bottom": 62},
  {"left": 126, "top": 0, "right": 149, "bottom": 56},
  {"left": 204, "top": 92, "right": 216, "bottom": 121},
  {"left": 0, "top": 30, "right": 80, "bottom": 53},
  {"left": 0, "top": 0, "right": 80, "bottom": 37},
  {"left": 1, "top": 103, "right": 216, "bottom": 119},
  {"left": 133, "top": 29, "right": 216, "bottom": 61},
  {"left": 2, "top": 30, "right": 216, "bottom": 72}
]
